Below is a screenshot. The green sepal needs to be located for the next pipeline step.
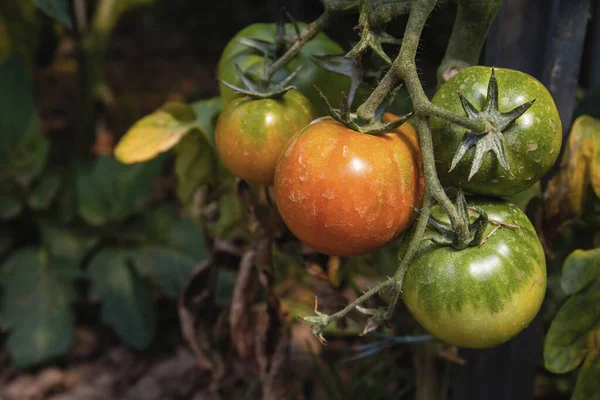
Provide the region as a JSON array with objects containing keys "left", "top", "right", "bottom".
[
  {"left": 217, "top": 63, "right": 300, "bottom": 98},
  {"left": 345, "top": 0, "right": 401, "bottom": 64},
  {"left": 423, "top": 192, "right": 489, "bottom": 250},
  {"left": 450, "top": 68, "right": 536, "bottom": 180},
  {"left": 314, "top": 84, "right": 412, "bottom": 135}
]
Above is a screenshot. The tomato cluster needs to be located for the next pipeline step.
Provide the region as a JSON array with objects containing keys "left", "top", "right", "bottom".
[
  {"left": 215, "top": 24, "right": 425, "bottom": 255},
  {"left": 402, "top": 66, "right": 556, "bottom": 348},
  {"left": 214, "top": 24, "right": 557, "bottom": 349}
]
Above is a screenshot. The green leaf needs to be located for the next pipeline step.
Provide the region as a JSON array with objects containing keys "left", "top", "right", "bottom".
[
  {"left": 55, "top": 177, "right": 77, "bottom": 223},
  {"left": 0, "top": 1, "right": 40, "bottom": 71},
  {"left": 135, "top": 207, "right": 208, "bottom": 297},
  {"left": 88, "top": 248, "right": 155, "bottom": 349},
  {"left": 143, "top": 205, "right": 208, "bottom": 260},
  {"left": 214, "top": 268, "right": 235, "bottom": 307},
  {"left": 0, "top": 55, "right": 35, "bottom": 148},
  {"left": 189, "top": 97, "right": 223, "bottom": 147},
  {"left": 572, "top": 350, "right": 600, "bottom": 400},
  {"left": 0, "top": 55, "right": 49, "bottom": 185},
  {"left": 544, "top": 279, "right": 600, "bottom": 373},
  {"left": 132, "top": 245, "right": 197, "bottom": 298},
  {"left": 172, "top": 97, "right": 223, "bottom": 208},
  {"left": 213, "top": 190, "right": 246, "bottom": 239},
  {"left": 115, "top": 103, "right": 197, "bottom": 164},
  {"left": 167, "top": 217, "right": 208, "bottom": 261},
  {"left": 27, "top": 173, "right": 61, "bottom": 210},
  {"left": 30, "top": 0, "right": 72, "bottom": 29},
  {"left": 77, "top": 155, "right": 165, "bottom": 226},
  {"left": 0, "top": 248, "right": 76, "bottom": 367},
  {"left": 0, "top": 190, "right": 22, "bottom": 220},
  {"left": 174, "top": 131, "right": 216, "bottom": 208},
  {"left": 561, "top": 249, "right": 600, "bottom": 295},
  {"left": 0, "top": 227, "right": 13, "bottom": 256},
  {"left": 41, "top": 223, "right": 99, "bottom": 269}
]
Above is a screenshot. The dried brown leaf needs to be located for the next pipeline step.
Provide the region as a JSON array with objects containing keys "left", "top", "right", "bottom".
[
  {"left": 229, "top": 249, "right": 260, "bottom": 360},
  {"left": 545, "top": 115, "right": 600, "bottom": 223},
  {"left": 230, "top": 239, "right": 299, "bottom": 399},
  {"left": 178, "top": 261, "right": 227, "bottom": 394},
  {"left": 327, "top": 256, "right": 341, "bottom": 288}
]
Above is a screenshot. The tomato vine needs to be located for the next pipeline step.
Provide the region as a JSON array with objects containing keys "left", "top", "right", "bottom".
[{"left": 253, "top": 0, "right": 514, "bottom": 339}]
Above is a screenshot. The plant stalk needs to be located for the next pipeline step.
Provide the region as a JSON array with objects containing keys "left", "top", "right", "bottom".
[
  {"left": 444, "top": 0, "right": 503, "bottom": 65},
  {"left": 298, "top": 0, "right": 497, "bottom": 336},
  {"left": 261, "top": 10, "right": 332, "bottom": 85},
  {"left": 437, "top": 0, "right": 503, "bottom": 85},
  {"left": 384, "top": 188, "right": 432, "bottom": 319}
]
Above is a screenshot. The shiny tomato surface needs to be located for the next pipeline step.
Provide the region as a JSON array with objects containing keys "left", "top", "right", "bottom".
[
  {"left": 274, "top": 115, "right": 424, "bottom": 256},
  {"left": 215, "top": 89, "right": 315, "bottom": 185},
  {"left": 402, "top": 198, "right": 547, "bottom": 348}
]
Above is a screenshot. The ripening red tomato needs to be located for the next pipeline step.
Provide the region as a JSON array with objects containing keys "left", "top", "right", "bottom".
[
  {"left": 274, "top": 115, "right": 424, "bottom": 256},
  {"left": 215, "top": 89, "right": 315, "bottom": 185}
]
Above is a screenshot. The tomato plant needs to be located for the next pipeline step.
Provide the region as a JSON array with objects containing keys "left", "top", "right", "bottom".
[
  {"left": 7, "top": 0, "right": 597, "bottom": 397},
  {"left": 431, "top": 66, "right": 562, "bottom": 197},
  {"left": 274, "top": 114, "right": 424, "bottom": 257},
  {"left": 215, "top": 89, "right": 315, "bottom": 185},
  {"left": 402, "top": 198, "right": 547, "bottom": 348},
  {"left": 217, "top": 23, "right": 349, "bottom": 116}
]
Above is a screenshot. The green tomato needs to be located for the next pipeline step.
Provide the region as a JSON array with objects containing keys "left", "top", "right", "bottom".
[
  {"left": 402, "top": 198, "right": 546, "bottom": 348},
  {"left": 431, "top": 66, "right": 562, "bottom": 197},
  {"left": 217, "top": 23, "right": 349, "bottom": 116}
]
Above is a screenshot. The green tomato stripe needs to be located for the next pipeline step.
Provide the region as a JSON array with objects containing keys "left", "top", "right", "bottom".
[{"left": 408, "top": 219, "right": 543, "bottom": 316}]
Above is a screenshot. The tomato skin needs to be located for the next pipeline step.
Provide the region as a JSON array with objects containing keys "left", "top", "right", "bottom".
[
  {"left": 217, "top": 23, "right": 349, "bottom": 116},
  {"left": 215, "top": 90, "right": 315, "bottom": 185},
  {"left": 431, "top": 66, "right": 562, "bottom": 197},
  {"left": 274, "top": 115, "right": 424, "bottom": 256},
  {"left": 402, "top": 198, "right": 547, "bottom": 348}
]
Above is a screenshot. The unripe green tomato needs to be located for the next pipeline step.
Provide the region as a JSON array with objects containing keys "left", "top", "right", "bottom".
[
  {"left": 217, "top": 23, "right": 349, "bottom": 116},
  {"left": 402, "top": 198, "right": 546, "bottom": 348},
  {"left": 431, "top": 66, "right": 562, "bottom": 197}
]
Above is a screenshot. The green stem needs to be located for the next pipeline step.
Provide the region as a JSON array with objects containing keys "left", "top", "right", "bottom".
[
  {"left": 261, "top": 10, "right": 331, "bottom": 85},
  {"left": 415, "top": 117, "right": 466, "bottom": 231},
  {"left": 322, "top": 0, "right": 412, "bottom": 16},
  {"left": 303, "top": 0, "right": 488, "bottom": 337},
  {"left": 438, "top": 0, "right": 503, "bottom": 84},
  {"left": 323, "top": 278, "right": 394, "bottom": 324},
  {"left": 358, "top": 0, "right": 476, "bottom": 241},
  {"left": 321, "top": 0, "right": 360, "bottom": 12},
  {"left": 369, "top": 0, "right": 413, "bottom": 24},
  {"left": 355, "top": 2, "right": 487, "bottom": 133},
  {"left": 394, "top": 0, "right": 469, "bottom": 237},
  {"left": 423, "top": 103, "right": 490, "bottom": 132},
  {"left": 384, "top": 189, "right": 432, "bottom": 319}
]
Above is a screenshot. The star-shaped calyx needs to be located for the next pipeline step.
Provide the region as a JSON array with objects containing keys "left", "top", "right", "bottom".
[
  {"left": 450, "top": 68, "right": 536, "bottom": 180},
  {"left": 424, "top": 190, "right": 488, "bottom": 250},
  {"left": 316, "top": 84, "right": 412, "bottom": 135},
  {"left": 219, "top": 63, "right": 301, "bottom": 98}
]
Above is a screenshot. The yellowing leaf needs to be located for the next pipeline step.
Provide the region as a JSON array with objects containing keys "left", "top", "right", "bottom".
[
  {"left": 115, "top": 106, "right": 196, "bottom": 164},
  {"left": 545, "top": 115, "right": 600, "bottom": 222}
]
